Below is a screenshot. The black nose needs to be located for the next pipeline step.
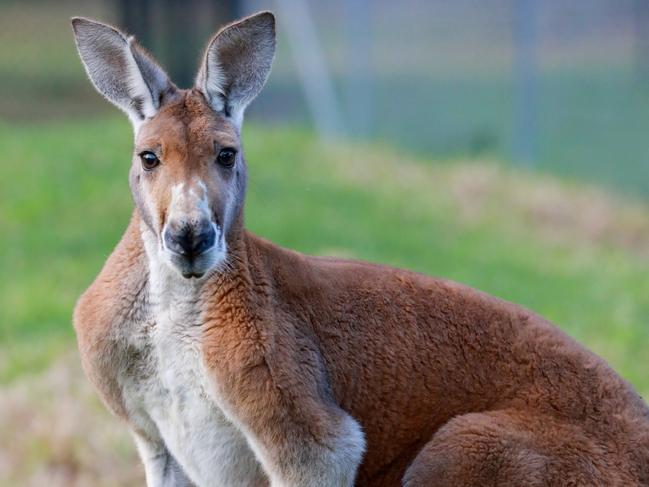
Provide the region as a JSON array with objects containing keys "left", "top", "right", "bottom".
[{"left": 164, "top": 221, "right": 216, "bottom": 258}]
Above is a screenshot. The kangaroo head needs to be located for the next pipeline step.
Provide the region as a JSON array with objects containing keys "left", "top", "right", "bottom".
[{"left": 72, "top": 12, "right": 275, "bottom": 279}]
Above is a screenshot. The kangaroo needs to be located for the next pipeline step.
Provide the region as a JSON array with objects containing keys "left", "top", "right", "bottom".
[{"left": 72, "top": 11, "right": 649, "bottom": 487}]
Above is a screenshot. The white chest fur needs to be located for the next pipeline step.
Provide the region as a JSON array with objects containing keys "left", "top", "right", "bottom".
[{"left": 120, "top": 235, "right": 265, "bottom": 487}]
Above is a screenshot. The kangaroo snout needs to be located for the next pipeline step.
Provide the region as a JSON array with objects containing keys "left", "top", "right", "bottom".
[{"left": 164, "top": 220, "right": 216, "bottom": 258}]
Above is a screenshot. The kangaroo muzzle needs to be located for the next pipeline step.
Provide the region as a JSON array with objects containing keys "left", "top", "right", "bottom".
[
  {"left": 164, "top": 220, "right": 216, "bottom": 258},
  {"left": 161, "top": 182, "right": 224, "bottom": 278}
]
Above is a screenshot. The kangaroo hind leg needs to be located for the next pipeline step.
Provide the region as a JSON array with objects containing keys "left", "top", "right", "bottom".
[{"left": 402, "top": 410, "right": 551, "bottom": 487}]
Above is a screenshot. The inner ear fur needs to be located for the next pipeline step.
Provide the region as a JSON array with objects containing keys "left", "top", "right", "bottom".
[
  {"left": 72, "top": 17, "right": 176, "bottom": 125},
  {"left": 195, "top": 11, "right": 276, "bottom": 127}
]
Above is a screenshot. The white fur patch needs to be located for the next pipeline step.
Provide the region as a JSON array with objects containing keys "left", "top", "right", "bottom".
[
  {"left": 121, "top": 227, "right": 266, "bottom": 486},
  {"left": 166, "top": 181, "right": 210, "bottom": 226},
  {"left": 202, "top": 51, "right": 227, "bottom": 112},
  {"left": 200, "top": 358, "right": 366, "bottom": 487},
  {"left": 124, "top": 41, "right": 157, "bottom": 126}
]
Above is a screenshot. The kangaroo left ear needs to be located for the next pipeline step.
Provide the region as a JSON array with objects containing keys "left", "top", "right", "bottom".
[
  {"left": 72, "top": 17, "right": 177, "bottom": 129},
  {"left": 196, "top": 11, "right": 276, "bottom": 128}
]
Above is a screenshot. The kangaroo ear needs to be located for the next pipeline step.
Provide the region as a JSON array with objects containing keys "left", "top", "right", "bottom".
[
  {"left": 196, "top": 11, "right": 275, "bottom": 128},
  {"left": 71, "top": 17, "right": 176, "bottom": 128}
]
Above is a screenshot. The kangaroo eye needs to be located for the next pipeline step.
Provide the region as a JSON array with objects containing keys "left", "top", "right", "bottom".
[
  {"left": 139, "top": 151, "right": 160, "bottom": 171},
  {"left": 216, "top": 148, "right": 236, "bottom": 168}
]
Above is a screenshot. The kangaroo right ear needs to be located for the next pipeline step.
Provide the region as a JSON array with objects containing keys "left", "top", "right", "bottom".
[
  {"left": 71, "top": 17, "right": 176, "bottom": 128},
  {"left": 196, "top": 11, "right": 276, "bottom": 128}
]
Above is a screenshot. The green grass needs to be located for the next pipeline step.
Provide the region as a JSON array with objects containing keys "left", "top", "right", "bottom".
[{"left": 2, "top": 117, "right": 649, "bottom": 400}]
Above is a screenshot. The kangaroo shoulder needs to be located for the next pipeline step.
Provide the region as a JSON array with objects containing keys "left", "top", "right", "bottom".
[
  {"left": 74, "top": 216, "right": 147, "bottom": 340},
  {"left": 73, "top": 215, "right": 150, "bottom": 418}
]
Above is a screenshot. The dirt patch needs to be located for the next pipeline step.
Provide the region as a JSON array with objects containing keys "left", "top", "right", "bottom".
[
  {"left": 330, "top": 142, "right": 649, "bottom": 258},
  {"left": 446, "top": 164, "right": 649, "bottom": 256},
  {"left": 0, "top": 350, "right": 142, "bottom": 487}
]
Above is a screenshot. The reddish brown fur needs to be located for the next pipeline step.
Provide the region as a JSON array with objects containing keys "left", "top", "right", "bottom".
[
  {"left": 132, "top": 91, "right": 239, "bottom": 233},
  {"left": 75, "top": 90, "right": 649, "bottom": 486}
]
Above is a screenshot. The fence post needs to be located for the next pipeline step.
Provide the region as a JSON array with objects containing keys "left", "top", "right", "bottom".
[
  {"left": 275, "top": 0, "right": 346, "bottom": 140},
  {"left": 513, "top": 0, "right": 539, "bottom": 167},
  {"left": 344, "top": 0, "right": 373, "bottom": 138},
  {"left": 634, "top": 0, "right": 649, "bottom": 85}
]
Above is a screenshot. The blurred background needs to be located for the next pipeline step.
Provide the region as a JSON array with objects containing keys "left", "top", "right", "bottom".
[{"left": 2, "top": 0, "right": 649, "bottom": 485}]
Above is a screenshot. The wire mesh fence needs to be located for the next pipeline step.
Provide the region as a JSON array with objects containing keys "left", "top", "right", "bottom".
[{"left": 2, "top": 0, "right": 649, "bottom": 196}]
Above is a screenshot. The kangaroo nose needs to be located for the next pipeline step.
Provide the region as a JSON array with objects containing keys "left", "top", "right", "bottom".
[{"left": 164, "top": 221, "right": 216, "bottom": 258}]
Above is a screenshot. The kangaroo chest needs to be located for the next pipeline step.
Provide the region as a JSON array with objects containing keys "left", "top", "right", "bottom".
[{"left": 118, "top": 278, "right": 265, "bottom": 487}]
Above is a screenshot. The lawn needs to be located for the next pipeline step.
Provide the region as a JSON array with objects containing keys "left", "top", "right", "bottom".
[
  {"left": 2, "top": 116, "right": 649, "bottom": 392},
  {"left": 2, "top": 116, "right": 649, "bottom": 484}
]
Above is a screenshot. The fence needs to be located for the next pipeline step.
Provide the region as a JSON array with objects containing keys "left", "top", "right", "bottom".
[{"left": 2, "top": 0, "right": 649, "bottom": 196}]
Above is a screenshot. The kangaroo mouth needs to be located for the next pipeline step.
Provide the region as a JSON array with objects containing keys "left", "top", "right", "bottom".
[
  {"left": 181, "top": 271, "right": 205, "bottom": 279},
  {"left": 164, "top": 230, "right": 226, "bottom": 280}
]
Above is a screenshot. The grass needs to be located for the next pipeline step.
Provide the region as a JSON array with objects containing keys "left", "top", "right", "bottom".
[
  {"left": 2, "top": 116, "right": 649, "bottom": 485},
  {"left": 2, "top": 116, "right": 649, "bottom": 395}
]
